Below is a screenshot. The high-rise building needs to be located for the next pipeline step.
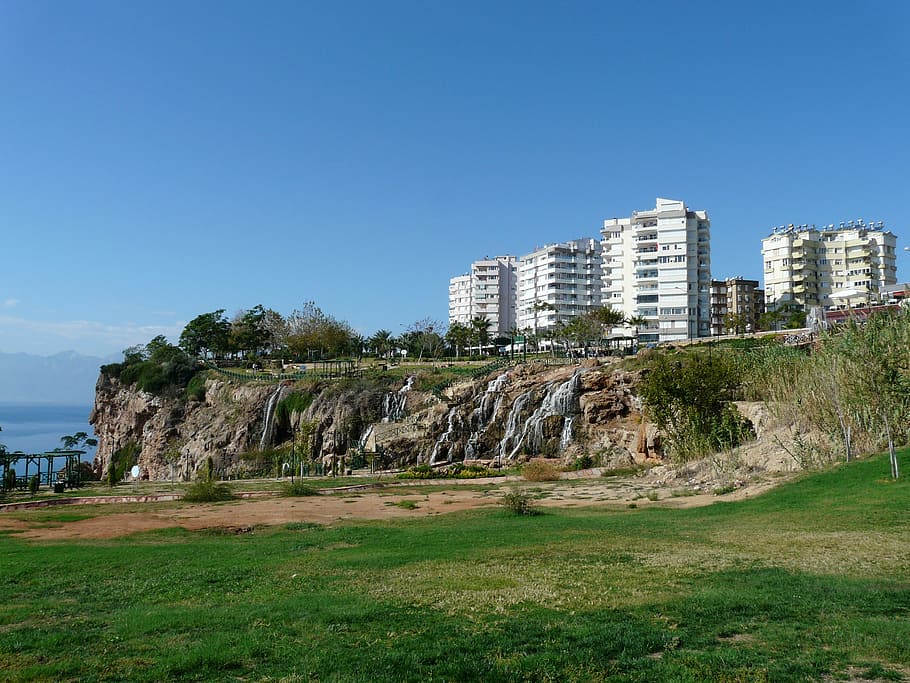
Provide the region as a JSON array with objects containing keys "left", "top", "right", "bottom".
[
  {"left": 761, "top": 221, "right": 897, "bottom": 311},
  {"left": 516, "top": 238, "right": 603, "bottom": 334},
  {"left": 601, "top": 198, "right": 711, "bottom": 343},
  {"left": 710, "top": 277, "right": 764, "bottom": 335},
  {"left": 447, "top": 256, "right": 517, "bottom": 336}
]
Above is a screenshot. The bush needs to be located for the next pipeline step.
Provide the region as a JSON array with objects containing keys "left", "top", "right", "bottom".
[
  {"left": 396, "top": 463, "right": 498, "bottom": 480},
  {"left": 500, "top": 489, "right": 538, "bottom": 516},
  {"left": 522, "top": 459, "right": 561, "bottom": 482},
  {"left": 183, "top": 480, "right": 234, "bottom": 503},
  {"left": 570, "top": 454, "right": 595, "bottom": 471},
  {"left": 640, "top": 352, "right": 753, "bottom": 461},
  {"left": 28, "top": 475, "right": 39, "bottom": 494},
  {"left": 103, "top": 337, "right": 198, "bottom": 397},
  {"left": 3, "top": 467, "right": 16, "bottom": 492},
  {"left": 184, "top": 373, "right": 207, "bottom": 402},
  {"left": 107, "top": 441, "right": 140, "bottom": 487},
  {"left": 281, "top": 480, "right": 320, "bottom": 497}
]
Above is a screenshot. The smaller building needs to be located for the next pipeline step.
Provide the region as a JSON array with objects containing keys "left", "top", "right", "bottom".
[
  {"left": 710, "top": 277, "right": 764, "bottom": 335},
  {"left": 448, "top": 256, "right": 518, "bottom": 337}
]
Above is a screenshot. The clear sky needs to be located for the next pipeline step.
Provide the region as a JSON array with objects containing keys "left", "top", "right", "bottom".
[{"left": 1, "top": 0, "right": 908, "bottom": 356}]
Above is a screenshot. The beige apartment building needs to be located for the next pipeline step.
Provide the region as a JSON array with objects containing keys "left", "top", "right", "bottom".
[{"left": 762, "top": 221, "right": 897, "bottom": 310}]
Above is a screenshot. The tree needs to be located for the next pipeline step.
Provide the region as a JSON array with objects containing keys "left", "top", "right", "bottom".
[
  {"left": 531, "top": 301, "right": 555, "bottom": 344},
  {"left": 284, "top": 302, "right": 356, "bottom": 360},
  {"left": 470, "top": 317, "right": 492, "bottom": 354},
  {"left": 563, "top": 314, "right": 601, "bottom": 350},
  {"left": 594, "top": 307, "right": 626, "bottom": 327},
  {"left": 724, "top": 312, "right": 747, "bottom": 335},
  {"left": 403, "top": 318, "right": 444, "bottom": 362},
  {"left": 640, "top": 353, "right": 752, "bottom": 461},
  {"left": 229, "top": 305, "right": 273, "bottom": 358},
  {"left": 179, "top": 310, "right": 231, "bottom": 358},
  {"left": 59, "top": 431, "right": 98, "bottom": 451},
  {"left": 368, "top": 329, "right": 394, "bottom": 359},
  {"left": 445, "top": 322, "right": 470, "bottom": 358}
]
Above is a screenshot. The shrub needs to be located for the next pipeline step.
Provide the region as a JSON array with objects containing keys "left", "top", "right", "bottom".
[
  {"left": 570, "top": 454, "right": 595, "bottom": 471},
  {"left": 522, "top": 459, "right": 561, "bottom": 482},
  {"left": 107, "top": 441, "right": 140, "bottom": 487},
  {"left": 183, "top": 480, "right": 234, "bottom": 503},
  {"left": 640, "top": 352, "right": 753, "bottom": 461},
  {"left": 3, "top": 467, "right": 16, "bottom": 492},
  {"left": 397, "top": 463, "right": 498, "bottom": 480},
  {"left": 28, "top": 475, "right": 39, "bottom": 494},
  {"left": 396, "top": 464, "right": 436, "bottom": 480},
  {"left": 500, "top": 489, "right": 538, "bottom": 516},
  {"left": 184, "top": 373, "right": 207, "bottom": 402},
  {"left": 103, "top": 337, "right": 198, "bottom": 397},
  {"left": 281, "top": 480, "right": 320, "bottom": 497}
]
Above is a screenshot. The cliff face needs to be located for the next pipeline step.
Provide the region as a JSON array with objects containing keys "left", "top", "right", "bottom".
[
  {"left": 90, "top": 374, "right": 280, "bottom": 480},
  {"left": 90, "top": 359, "right": 661, "bottom": 481}
]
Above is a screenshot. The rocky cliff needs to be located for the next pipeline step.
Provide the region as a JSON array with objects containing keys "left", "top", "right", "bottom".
[{"left": 90, "top": 359, "right": 662, "bottom": 481}]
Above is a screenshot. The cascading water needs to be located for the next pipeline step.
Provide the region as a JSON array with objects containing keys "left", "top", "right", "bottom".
[
  {"left": 429, "top": 407, "right": 457, "bottom": 464},
  {"left": 357, "top": 424, "right": 374, "bottom": 451},
  {"left": 465, "top": 371, "right": 510, "bottom": 456},
  {"left": 259, "top": 384, "right": 287, "bottom": 450},
  {"left": 382, "top": 375, "right": 415, "bottom": 422},
  {"left": 560, "top": 416, "right": 575, "bottom": 450},
  {"left": 508, "top": 371, "right": 583, "bottom": 457},
  {"left": 498, "top": 390, "right": 533, "bottom": 457}
]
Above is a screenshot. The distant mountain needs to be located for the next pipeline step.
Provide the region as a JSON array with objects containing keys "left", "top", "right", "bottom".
[{"left": 0, "top": 350, "right": 120, "bottom": 405}]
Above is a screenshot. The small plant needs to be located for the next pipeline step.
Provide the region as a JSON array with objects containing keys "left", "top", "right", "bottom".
[
  {"left": 183, "top": 480, "right": 234, "bottom": 503},
  {"left": 388, "top": 499, "right": 418, "bottom": 510},
  {"left": 713, "top": 483, "right": 736, "bottom": 496},
  {"left": 28, "top": 475, "right": 39, "bottom": 495},
  {"left": 646, "top": 490, "right": 659, "bottom": 501},
  {"left": 3, "top": 467, "right": 16, "bottom": 492},
  {"left": 500, "top": 488, "right": 538, "bottom": 516},
  {"left": 570, "top": 454, "right": 595, "bottom": 471},
  {"left": 281, "top": 480, "right": 320, "bottom": 497},
  {"left": 522, "top": 459, "right": 561, "bottom": 482}
]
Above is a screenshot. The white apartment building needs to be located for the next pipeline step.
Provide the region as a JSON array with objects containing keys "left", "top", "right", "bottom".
[
  {"left": 447, "top": 256, "right": 517, "bottom": 336},
  {"left": 601, "top": 198, "right": 711, "bottom": 343},
  {"left": 762, "top": 220, "right": 897, "bottom": 311},
  {"left": 516, "top": 238, "right": 603, "bottom": 334}
]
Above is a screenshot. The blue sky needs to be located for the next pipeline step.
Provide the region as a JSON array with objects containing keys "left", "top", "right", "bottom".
[{"left": 1, "top": 0, "right": 908, "bottom": 356}]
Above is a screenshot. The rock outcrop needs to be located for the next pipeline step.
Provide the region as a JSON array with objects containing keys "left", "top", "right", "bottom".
[{"left": 90, "top": 359, "right": 662, "bottom": 481}]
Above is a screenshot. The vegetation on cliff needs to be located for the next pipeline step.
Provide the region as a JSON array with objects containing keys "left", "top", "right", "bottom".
[{"left": 101, "top": 336, "right": 200, "bottom": 398}]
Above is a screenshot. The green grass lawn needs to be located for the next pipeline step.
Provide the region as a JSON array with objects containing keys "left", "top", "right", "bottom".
[{"left": 1, "top": 451, "right": 908, "bottom": 682}]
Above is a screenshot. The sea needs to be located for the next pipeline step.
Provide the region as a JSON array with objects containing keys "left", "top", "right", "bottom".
[{"left": 0, "top": 403, "right": 97, "bottom": 461}]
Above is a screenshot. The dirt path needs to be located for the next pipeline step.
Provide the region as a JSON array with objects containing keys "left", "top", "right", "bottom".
[{"left": 0, "top": 470, "right": 791, "bottom": 541}]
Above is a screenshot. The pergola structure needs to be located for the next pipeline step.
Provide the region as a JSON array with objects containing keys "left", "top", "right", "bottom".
[{"left": 0, "top": 449, "right": 86, "bottom": 492}]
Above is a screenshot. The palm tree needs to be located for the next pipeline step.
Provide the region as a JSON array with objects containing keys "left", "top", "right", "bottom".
[
  {"left": 470, "top": 317, "right": 492, "bottom": 355},
  {"left": 445, "top": 322, "right": 470, "bottom": 358},
  {"left": 368, "top": 329, "right": 393, "bottom": 359},
  {"left": 625, "top": 315, "right": 647, "bottom": 350}
]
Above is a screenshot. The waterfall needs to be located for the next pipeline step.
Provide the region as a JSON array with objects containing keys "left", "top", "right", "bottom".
[
  {"left": 429, "top": 407, "right": 457, "bottom": 465},
  {"left": 508, "top": 371, "right": 583, "bottom": 457},
  {"left": 382, "top": 375, "right": 415, "bottom": 422},
  {"left": 465, "top": 371, "right": 511, "bottom": 455},
  {"left": 560, "top": 416, "right": 575, "bottom": 450},
  {"left": 498, "top": 390, "right": 533, "bottom": 457},
  {"left": 259, "top": 384, "right": 287, "bottom": 450},
  {"left": 357, "top": 424, "right": 374, "bottom": 451}
]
